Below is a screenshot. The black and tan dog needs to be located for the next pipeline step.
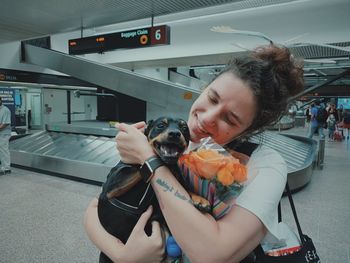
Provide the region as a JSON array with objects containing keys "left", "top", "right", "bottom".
[{"left": 98, "top": 117, "right": 191, "bottom": 263}]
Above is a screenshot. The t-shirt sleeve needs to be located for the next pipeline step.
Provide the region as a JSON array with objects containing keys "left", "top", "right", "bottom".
[
  {"left": 235, "top": 145, "right": 287, "bottom": 241},
  {"left": 0, "top": 108, "right": 11, "bottom": 124}
]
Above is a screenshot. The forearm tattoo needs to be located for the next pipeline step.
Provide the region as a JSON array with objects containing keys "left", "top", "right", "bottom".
[{"left": 155, "top": 178, "right": 193, "bottom": 205}]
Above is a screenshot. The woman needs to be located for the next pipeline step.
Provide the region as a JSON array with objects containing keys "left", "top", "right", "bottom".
[{"left": 84, "top": 44, "right": 304, "bottom": 263}]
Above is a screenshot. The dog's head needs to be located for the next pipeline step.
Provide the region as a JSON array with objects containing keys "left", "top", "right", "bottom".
[{"left": 144, "top": 117, "right": 190, "bottom": 164}]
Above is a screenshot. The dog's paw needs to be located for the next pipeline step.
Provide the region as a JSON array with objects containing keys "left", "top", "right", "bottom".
[{"left": 189, "top": 192, "right": 211, "bottom": 214}]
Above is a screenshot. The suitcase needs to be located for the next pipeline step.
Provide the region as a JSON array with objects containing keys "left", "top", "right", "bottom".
[{"left": 334, "top": 127, "right": 343, "bottom": 141}]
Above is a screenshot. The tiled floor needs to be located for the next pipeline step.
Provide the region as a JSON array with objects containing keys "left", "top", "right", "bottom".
[{"left": 0, "top": 125, "right": 349, "bottom": 263}]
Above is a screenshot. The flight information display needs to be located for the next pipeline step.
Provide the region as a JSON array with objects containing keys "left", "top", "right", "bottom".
[
  {"left": 69, "top": 25, "right": 170, "bottom": 55},
  {"left": 337, "top": 98, "right": 350, "bottom": 109}
]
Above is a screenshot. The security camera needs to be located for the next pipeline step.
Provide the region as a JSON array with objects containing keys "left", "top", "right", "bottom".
[{"left": 73, "top": 90, "right": 81, "bottom": 98}]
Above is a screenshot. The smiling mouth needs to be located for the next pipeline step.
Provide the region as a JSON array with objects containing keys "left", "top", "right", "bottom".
[{"left": 153, "top": 142, "right": 185, "bottom": 163}]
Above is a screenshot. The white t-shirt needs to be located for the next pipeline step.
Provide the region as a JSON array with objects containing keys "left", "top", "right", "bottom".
[
  {"left": 0, "top": 105, "right": 11, "bottom": 136},
  {"left": 236, "top": 145, "right": 287, "bottom": 244}
]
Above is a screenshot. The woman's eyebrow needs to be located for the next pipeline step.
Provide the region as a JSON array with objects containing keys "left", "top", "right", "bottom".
[
  {"left": 229, "top": 111, "right": 243, "bottom": 125},
  {"left": 211, "top": 88, "right": 243, "bottom": 125}
]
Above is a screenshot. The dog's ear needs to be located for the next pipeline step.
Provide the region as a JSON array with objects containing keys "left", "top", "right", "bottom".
[{"left": 144, "top": 119, "right": 154, "bottom": 137}]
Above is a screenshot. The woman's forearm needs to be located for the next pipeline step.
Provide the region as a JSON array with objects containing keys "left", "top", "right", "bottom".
[{"left": 84, "top": 198, "right": 125, "bottom": 262}]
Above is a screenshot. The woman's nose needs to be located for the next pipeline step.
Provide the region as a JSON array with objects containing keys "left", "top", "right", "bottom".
[{"left": 202, "top": 109, "right": 217, "bottom": 128}]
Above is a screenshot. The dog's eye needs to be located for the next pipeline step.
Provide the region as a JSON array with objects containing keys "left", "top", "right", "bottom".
[
  {"left": 157, "top": 122, "right": 166, "bottom": 129},
  {"left": 179, "top": 123, "right": 189, "bottom": 133}
]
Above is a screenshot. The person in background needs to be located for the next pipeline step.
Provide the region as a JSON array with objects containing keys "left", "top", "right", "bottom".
[
  {"left": 308, "top": 100, "right": 326, "bottom": 139},
  {"left": 305, "top": 104, "right": 312, "bottom": 127},
  {"left": 342, "top": 109, "right": 350, "bottom": 140},
  {"left": 0, "top": 96, "right": 12, "bottom": 175},
  {"left": 337, "top": 104, "right": 345, "bottom": 138},
  {"left": 327, "top": 103, "right": 338, "bottom": 122},
  {"left": 326, "top": 113, "right": 336, "bottom": 141},
  {"left": 320, "top": 102, "right": 329, "bottom": 134},
  {"left": 337, "top": 104, "right": 344, "bottom": 123},
  {"left": 84, "top": 44, "right": 304, "bottom": 263}
]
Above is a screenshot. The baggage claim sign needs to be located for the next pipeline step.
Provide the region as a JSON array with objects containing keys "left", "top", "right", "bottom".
[{"left": 69, "top": 25, "right": 170, "bottom": 55}]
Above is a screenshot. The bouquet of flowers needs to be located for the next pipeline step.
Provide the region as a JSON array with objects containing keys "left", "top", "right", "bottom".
[{"left": 178, "top": 138, "right": 248, "bottom": 219}]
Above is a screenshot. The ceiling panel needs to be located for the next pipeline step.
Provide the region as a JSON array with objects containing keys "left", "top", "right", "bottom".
[{"left": 0, "top": 0, "right": 296, "bottom": 44}]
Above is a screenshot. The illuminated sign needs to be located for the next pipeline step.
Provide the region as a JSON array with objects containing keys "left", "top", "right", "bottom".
[{"left": 68, "top": 25, "right": 170, "bottom": 55}]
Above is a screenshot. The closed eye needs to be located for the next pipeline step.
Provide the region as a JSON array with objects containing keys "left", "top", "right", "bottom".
[
  {"left": 227, "top": 111, "right": 244, "bottom": 127},
  {"left": 223, "top": 115, "right": 236, "bottom": 127},
  {"left": 208, "top": 90, "right": 218, "bottom": 104}
]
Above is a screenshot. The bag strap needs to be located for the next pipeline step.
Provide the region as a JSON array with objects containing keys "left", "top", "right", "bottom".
[
  {"left": 278, "top": 202, "right": 281, "bottom": 222},
  {"left": 284, "top": 182, "right": 305, "bottom": 244}
]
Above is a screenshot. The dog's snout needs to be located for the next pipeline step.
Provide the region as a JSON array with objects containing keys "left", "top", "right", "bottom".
[{"left": 168, "top": 130, "right": 181, "bottom": 139}]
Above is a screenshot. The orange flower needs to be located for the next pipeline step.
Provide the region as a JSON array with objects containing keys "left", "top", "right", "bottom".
[
  {"left": 230, "top": 163, "right": 247, "bottom": 183},
  {"left": 179, "top": 149, "right": 247, "bottom": 186},
  {"left": 196, "top": 149, "right": 222, "bottom": 160},
  {"left": 217, "top": 165, "right": 235, "bottom": 186},
  {"left": 179, "top": 149, "right": 225, "bottom": 179}
]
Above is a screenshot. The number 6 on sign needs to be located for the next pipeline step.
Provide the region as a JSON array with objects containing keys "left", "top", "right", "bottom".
[
  {"left": 150, "top": 25, "right": 171, "bottom": 45},
  {"left": 155, "top": 29, "right": 161, "bottom": 40}
]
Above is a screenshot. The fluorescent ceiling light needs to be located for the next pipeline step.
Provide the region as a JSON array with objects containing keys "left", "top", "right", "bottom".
[
  {"left": 304, "top": 59, "right": 337, "bottom": 64},
  {"left": 189, "top": 64, "right": 225, "bottom": 70},
  {"left": 210, "top": 26, "right": 273, "bottom": 44},
  {"left": 304, "top": 73, "right": 317, "bottom": 77}
]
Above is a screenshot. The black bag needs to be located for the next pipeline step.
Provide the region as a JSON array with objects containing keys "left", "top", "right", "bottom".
[
  {"left": 315, "top": 108, "right": 327, "bottom": 123},
  {"left": 254, "top": 183, "right": 321, "bottom": 263}
]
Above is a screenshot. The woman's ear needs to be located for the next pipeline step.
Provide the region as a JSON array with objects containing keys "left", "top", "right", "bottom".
[{"left": 144, "top": 120, "right": 154, "bottom": 137}]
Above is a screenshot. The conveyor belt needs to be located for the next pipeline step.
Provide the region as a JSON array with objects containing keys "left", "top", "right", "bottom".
[
  {"left": 10, "top": 131, "right": 118, "bottom": 183},
  {"left": 268, "top": 115, "right": 295, "bottom": 130},
  {"left": 250, "top": 131, "right": 317, "bottom": 191}
]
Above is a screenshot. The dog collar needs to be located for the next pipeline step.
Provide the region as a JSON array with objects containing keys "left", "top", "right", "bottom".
[{"left": 140, "top": 156, "right": 164, "bottom": 183}]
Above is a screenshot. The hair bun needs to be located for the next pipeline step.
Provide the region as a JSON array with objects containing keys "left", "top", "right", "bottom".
[{"left": 252, "top": 45, "right": 304, "bottom": 96}]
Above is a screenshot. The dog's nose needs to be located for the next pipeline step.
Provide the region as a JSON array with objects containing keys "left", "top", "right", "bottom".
[{"left": 168, "top": 131, "right": 181, "bottom": 139}]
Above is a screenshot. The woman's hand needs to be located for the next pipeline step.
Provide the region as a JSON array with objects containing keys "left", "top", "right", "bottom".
[
  {"left": 115, "top": 122, "right": 155, "bottom": 164},
  {"left": 120, "top": 206, "right": 165, "bottom": 263},
  {"left": 84, "top": 199, "right": 165, "bottom": 263}
]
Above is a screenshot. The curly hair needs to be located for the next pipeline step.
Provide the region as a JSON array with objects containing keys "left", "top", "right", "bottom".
[{"left": 217, "top": 44, "right": 304, "bottom": 139}]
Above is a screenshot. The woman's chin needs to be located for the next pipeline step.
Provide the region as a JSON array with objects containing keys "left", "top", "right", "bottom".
[
  {"left": 190, "top": 136, "right": 201, "bottom": 143},
  {"left": 190, "top": 132, "right": 202, "bottom": 143}
]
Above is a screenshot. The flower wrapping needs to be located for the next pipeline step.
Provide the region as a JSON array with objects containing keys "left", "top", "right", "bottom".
[{"left": 178, "top": 138, "right": 248, "bottom": 219}]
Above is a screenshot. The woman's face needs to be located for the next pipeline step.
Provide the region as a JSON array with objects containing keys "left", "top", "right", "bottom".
[{"left": 188, "top": 72, "right": 257, "bottom": 145}]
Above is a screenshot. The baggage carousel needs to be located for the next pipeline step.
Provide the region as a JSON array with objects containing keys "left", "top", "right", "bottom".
[
  {"left": 249, "top": 131, "right": 317, "bottom": 191},
  {"left": 9, "top": 121, "right": 317, "bottom": 190},
  {"left": 10, "top": 121, "right": 119, "bottom": 184}
]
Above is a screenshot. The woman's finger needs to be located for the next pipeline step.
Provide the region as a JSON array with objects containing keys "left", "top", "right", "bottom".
[
  {"left": 133, "top": 206, "right": 153, "bottom": 232},
  {"left": 116, "top": 122, "right": 145, "bottom": 133},
  {"left": 115, "top": 122, "right": 130, "bottom": 132},
  {"left": 150, "top": 221, "right": 162, "bottom": 240},
  {"left": 132, "top": 121, "right": 146, "bottom": 131},
  {"left": 150, "top": 221, "right": 166, "bottom": 260}
]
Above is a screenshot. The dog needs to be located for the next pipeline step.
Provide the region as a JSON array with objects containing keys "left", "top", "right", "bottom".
[{"left": 97, "top": 117, "right": 191, "bottom": 263}]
